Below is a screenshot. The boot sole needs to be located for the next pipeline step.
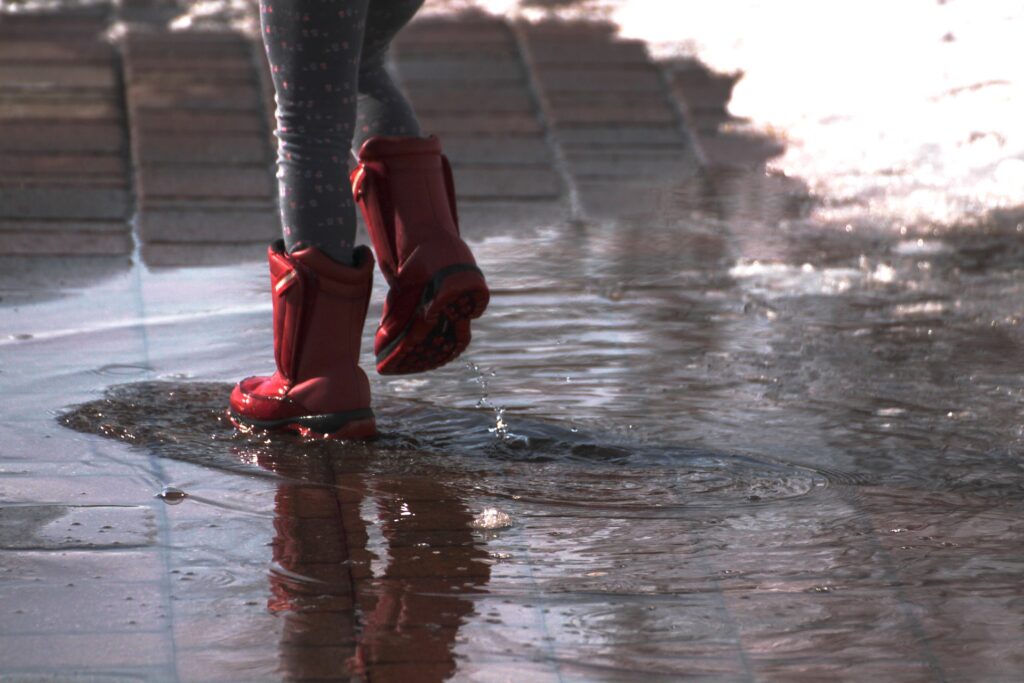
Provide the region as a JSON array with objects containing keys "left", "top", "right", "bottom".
[
  {"left": 376, "top": 264, "right": 489, "bottom": 375},
  {"left": 229, "top": 407, "right": 377, "bottom": 440}
]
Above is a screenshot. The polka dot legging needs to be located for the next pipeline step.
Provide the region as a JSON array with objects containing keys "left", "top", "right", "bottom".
[{"left": 260, "top": 0, "right": 425, "bottom": 264}]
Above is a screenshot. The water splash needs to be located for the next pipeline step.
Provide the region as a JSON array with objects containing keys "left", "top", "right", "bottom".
[
  {"left": 156, "top": 486, "right": 188, "bottom": 505},
  {"left": 471, "top": 508, "right": 513, "bottom": 530}
]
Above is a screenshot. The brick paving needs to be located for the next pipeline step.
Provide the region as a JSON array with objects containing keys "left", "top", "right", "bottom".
[
  {"left": 0, "top": 7, "right": 132, "bottom": 260},
  {"left": 0, "top": 3, "right": 755, "bottom": 274},
  {"left": 122, "top": 27, "right": 278, "bottom": 267}
]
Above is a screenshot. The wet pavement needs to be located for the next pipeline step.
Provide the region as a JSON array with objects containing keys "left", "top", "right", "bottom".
[{"left": 2, "top": 1, "right": 1024, "bottom": 682}]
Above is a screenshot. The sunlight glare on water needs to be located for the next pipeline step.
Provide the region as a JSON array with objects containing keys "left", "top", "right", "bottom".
[{"left": 448, "top": 0, "right": 1024, "bottom": 230}]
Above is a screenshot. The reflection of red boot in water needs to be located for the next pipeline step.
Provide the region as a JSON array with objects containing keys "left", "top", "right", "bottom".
[
  {"left": 353, "top": 136, "right": 490, "bottom": 375},
  {"left": 229, "top": 242, "right": 377, "bottom": 439}
]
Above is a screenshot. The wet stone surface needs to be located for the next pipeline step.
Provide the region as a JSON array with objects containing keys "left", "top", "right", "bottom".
[
  {"left": 0, "top": 504, "right": 156, "bottom": 550},
  {"left": 2, "top": 1, "right": 1024, "bottom": 681}
]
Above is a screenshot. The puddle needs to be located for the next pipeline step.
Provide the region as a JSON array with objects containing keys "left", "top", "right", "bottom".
[{"left": 61, "top": 380, "right": 829, "bottom": 512}]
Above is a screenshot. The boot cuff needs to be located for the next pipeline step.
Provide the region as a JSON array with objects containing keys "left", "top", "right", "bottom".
[
  {"left": 291, "top": 245, "right": 375, "bottom": 289},
  {"left": 357, "top": 135, "right": 442, "bottom": 161}
]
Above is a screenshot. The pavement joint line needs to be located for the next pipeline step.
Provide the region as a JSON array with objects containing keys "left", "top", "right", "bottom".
[
  {"left": 508, "top": 20, "right": 581, "bottom": 225},
  {"left": 0, "top": 302, "right": 270, "bottom": 347},
  {"left": 655, "top": 61, "right": 709, "bottom": 168},
  {"left": 833, "top": 485, "right": 950, "bottom": 682},
  {"left": 1, "top": 629, "right": 171, "bottom": 638},
  {"left": 101, "top": 13, "right": 182, "bottom": 678}
]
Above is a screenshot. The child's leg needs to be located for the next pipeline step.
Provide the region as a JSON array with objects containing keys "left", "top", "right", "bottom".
[
  {"left": 259, "top": 0, "right": 369, "bottom": 264},
  {"left": 354, "top": 0, "right": 426, "bottom": 150}
]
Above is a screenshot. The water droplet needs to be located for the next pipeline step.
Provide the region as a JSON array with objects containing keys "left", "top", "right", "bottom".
[
  {"left": 471, "top": 508, "right": 512, "bottom": 530},
  {"left": 156, "top": 486, "right": 188, "bottom": 505}
]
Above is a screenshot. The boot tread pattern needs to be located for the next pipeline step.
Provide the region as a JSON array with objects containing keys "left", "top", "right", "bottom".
[{"left": 377, "top": 270, "right": 488, "bottom": 375}]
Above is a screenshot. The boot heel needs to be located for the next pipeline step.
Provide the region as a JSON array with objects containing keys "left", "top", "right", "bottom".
[
  {"left": 291, "top": 408, "right": 377, "bottom": 440},
  {"left": 375, "top": 264, "right": 489, "bottom": 375},
  {"left": 423, "top": 265, "right": 490, "bottom": 323},
  {"left": 296, "top": 417, "right": 377, "bottom": 440}
]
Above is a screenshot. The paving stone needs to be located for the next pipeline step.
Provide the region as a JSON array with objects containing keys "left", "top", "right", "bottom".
[
  {"left": 123, "top": 32, "right": 251, "bottom": 56},
  {"left": 395, "top": 38, "right": 517, "bottom": 59},
  {"left": 546, "top": 88, "right": 669, "bottom": 108},
  {"left": 140, "top": 195, "right": 275, "bottom": 212},
  {"left": 457, "top": 199, "right": 568, "bottom": 234},
  {"left": 699, "top": 131, "right": 786, "bottom": 168},
  {"left": 0, "top": 40, "right": 114, "bottom": 64},
  {"left": 567, "top": 154, "right": 702, "bottom": 180},
  {"left": 0, "top": 255, "right": 129, "bottom": 307},
  {"left": 0, "top": 580, "right": 168, "bottom": 634},
  {"left": 0, "top": 98, "right": 122, "bottom": 122},
  {"left": 564, "top": 147, "right": 699, "bottom": 164},
  {"left": 576, "top": 180, "right": 687, "bottom": 219},
  {"left": 0, "top": 633, "right": 172, "bottom": 671},
  {"left": 0, "top": 153, "right": 125, "bottom": 179},
  {"left": 0, "top": 504, "right": 156, "bottom": 550},
  {"left": 277, "top": 612, "right": 356, "bottom": 647},
  {"left": 0, "top": 548, "right": 164, "bottom": 585},
  {"left": 0, "top": 218, "right": 127, "bottom": 234},
  {"left": 442, "top": 137, "right": 553, "bottom": 165},
  {"left": 125, "top": 55, "right": 255, "bottom": 76},
  {"left": 172, "top": 609, "right": 284, "bottom": 651},
  {"left": 173, "top": 647, "right": 281, "bottom": 683},
  {"left": 557, "top": 124, "right": 689, "bottom": 147},
  {"left": 141, "top": 242, "right": 268, "bottom": 268},
  {"left": 454, "top": 167, "right": 562, "bottom": 200},
  {"left": 131, "top": 109, "right": 266, "bottom": 134},
  {"left": 0, "top": 230, "right": 132, "bottom": 256},
  {"left": 0, "top": 65, "right": 117, "bottom": 91},
  {"left": 397, "top": 59, "right": 524, "bottom": 83},
  {"left": 527, "top": 39, "right": 650, "bottom": 65},
  {"left": 124, "top": 68, "right": 258, "bottom": 88},
  {"left": 0, "top": 187, "right": 130, "bottom": 220},
  {"left": 358, "top": 626, "right": 462, "bottom": 664},
  {"left": 419, "top": 113, "right": 544, "bottom": 136},
  {"left": 139, "top": 165, "right": 274, "bottom": 200},
  {"left": 351, "top": 579, "right": 484, "bottom": 625},
  {"left": 136, "top": 134, "right": 269, "bottom": 165},
  {"left": 532, "top": 66, "right": 665, "bottom": 92},
  {"left": 7, "top": 176, "right": 128, "bottom": 191},
  {"left": 0, "top": 122, "right": 124, "bottom": 153},
  {"left": 140, "top": 209, "right": 278, "bottom": 243},
  {"left": 0, "top": 20, "right": 111, "bottom": 41},
  {"left": 401, "top": 85, "right": 537, "bottom": 114},
  {"left": 368, "top": 663, "right": 469, "bottom": 683},
  {"left": 666, "top": 60, "right": 741, "bottom": 113},
  {"left": 519, "top": 20, "right": 617, "bottom": 41},
  {"left": 399, "top": 21, "right": 510, "bottom": 45},
  {"left": 547, "top": 102, "right": 676, "bottom": 125},
  {"left": 128, "top": 82, "right": 263, "bottom": 111}
]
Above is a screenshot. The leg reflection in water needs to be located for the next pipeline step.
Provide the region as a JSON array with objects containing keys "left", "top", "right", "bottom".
[{"left": 254, "top": 445, "right": 491, "bottom": 681}]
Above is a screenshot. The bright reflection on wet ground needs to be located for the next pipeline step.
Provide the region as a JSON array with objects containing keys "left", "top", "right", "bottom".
[{"left": 446, "top": 0, "right": 1024, "bottom": 229}]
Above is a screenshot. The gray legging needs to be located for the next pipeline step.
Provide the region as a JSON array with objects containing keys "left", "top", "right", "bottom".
[{"left": 259, "top": 0, "right": 425, "bottom": 263}]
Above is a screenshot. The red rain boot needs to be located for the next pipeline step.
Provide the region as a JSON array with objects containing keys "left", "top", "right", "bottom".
[
  {"left": 351, "top": 136, "right": 489, "bottom": 375},
  {"left": 229, "top": 240, "right": 377, "bottom": 439}
]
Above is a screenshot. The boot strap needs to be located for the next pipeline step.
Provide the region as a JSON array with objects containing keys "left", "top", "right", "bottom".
[
  {"left": 353, "top": 164, "right": 399, "bottom": 283},
  {"left": 440, "top": 154, "right": 461, "bottom": 232}
]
